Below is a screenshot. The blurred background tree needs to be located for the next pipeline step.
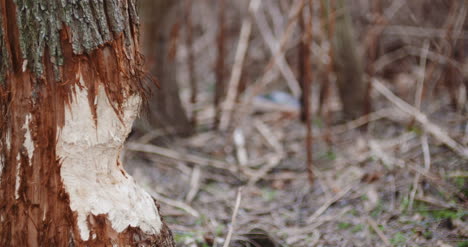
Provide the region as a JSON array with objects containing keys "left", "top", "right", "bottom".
[{"left": 137, "top": 0, "right": 193, "bottom": 136}]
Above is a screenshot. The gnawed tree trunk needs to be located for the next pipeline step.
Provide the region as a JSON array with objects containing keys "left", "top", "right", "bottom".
[
  {"left": 0, "top": 1, "right": 174, "bottom": 246},
  {"left": 136, "top": 0, "right": 193, "bottom": 136}
]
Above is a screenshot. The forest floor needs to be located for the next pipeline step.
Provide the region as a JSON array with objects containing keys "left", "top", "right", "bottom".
[{"left": 125, "top": 80, "right": 467, "bottom": 247}]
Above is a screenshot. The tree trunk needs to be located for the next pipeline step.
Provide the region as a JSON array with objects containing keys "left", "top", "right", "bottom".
[
  {"left": 136, "top": 0, "right": 193, "bottom": 136},
  {"left": 332, "top": 0, "right": 368, "bottom": 119},
  {"left": 0, "top": 1, "right": 174, "bottom": 246}
]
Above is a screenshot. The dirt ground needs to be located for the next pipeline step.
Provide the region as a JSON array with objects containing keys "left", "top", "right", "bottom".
[{"left": 124, "top": 83, "right": 467, "bottom": 247}]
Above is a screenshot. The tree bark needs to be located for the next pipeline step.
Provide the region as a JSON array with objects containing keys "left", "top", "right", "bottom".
[
  {"left": 331, "top": 0, "right": 368, "bottom": 119},
  {"left": 0, "top": 0, "right": 174, "bottom": 246},
  {"left": 136, "top": 0, "right": 193, "bottom": 136}
]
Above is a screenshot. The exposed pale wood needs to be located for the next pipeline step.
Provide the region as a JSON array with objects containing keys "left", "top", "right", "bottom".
[{"left": 0, "top": 1, "right": 175, "bottom": 245}]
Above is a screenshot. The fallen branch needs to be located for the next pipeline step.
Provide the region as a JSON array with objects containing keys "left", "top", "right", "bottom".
[
  {"left": 126, "top": 143, "right": 239, "bottom": 175},
  {"left": 150, "top": 191, "right": 200, "bottom": 218},
  {"left": 372, "top": 79, "right": 468, "bottom": 159}
]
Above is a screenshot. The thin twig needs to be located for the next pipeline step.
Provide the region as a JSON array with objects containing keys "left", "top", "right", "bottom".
[
  {"left": 235, "top": 0, "right": 305, "bottom": 126},
  {"left": 383, "top": 25, "right": 468, "bottom": 39},
  {"left": 223, "top": 187, "right": 243, "bottom": 247},
  {"left": 252, "top": 0, "right": 303, "bottom": 98},
  {"left": 247, "top": 154, "right": 283, "bottom": 186},
  {"left": 306, "top": 184, "right": 354, "bottom": 224},
  {"left": 253, "top": 119, "right": 284, "bottom": 153},
  {"left": 233, "top": 128, "right": 248, "bottom": 166},
  {"left": 409, "top": 41, "right": 430, "bottom": 210},
  {"left": 369, "top": 139, "right": 466, "bottom": 200},
  {"left": 126, "top": 143, "right": 239, "bottom": 175},
  {"left": 408, "top": 173, "right": 420, "bottom": 211},
  {"left": 421, "top": 134, "right": 431, "bottom": 171},
  {"left": 150, "top": 191, "right": 200, "bottom": 218},
  {"left": 329, "top": 108, "right": 390, "bottom": 134},
  {"left": 366, "top": 217, "right": 391, "bottom": 247},
  {"left": 410, "top": 134, "right": 432, "bottom": 211},
  {"left": 373, "top": 45, "right": 463, "bottom": 74},
  {"left": 414, "top": 40, "right": 430, "bottom": 109},
  {"left": 219, "top": 11, "right": 253, "bottom": 131},
  {"left": 447, "top": 171, "right": 468, "bottom": 178},
  {"left": 372, "top": 79, "right": 468, "bottom": 159},
  {"left": 186, "top": 166, "right": 201, "bottom": 203},
  {"left": 415, "top": 195, "right": 457, "bottom": 209}
]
